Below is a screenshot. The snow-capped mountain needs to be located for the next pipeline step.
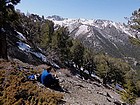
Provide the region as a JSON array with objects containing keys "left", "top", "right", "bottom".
[
  {"left": 47, "top": 16, "right": 140, "bottom": 68},
  {"left": 47, "top": 16, "right": 137, "bottom": 37}
]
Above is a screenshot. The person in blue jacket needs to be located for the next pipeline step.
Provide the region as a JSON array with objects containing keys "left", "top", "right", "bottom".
[{"left": 41, "top": 66, "right": 59, "bottom": 87}]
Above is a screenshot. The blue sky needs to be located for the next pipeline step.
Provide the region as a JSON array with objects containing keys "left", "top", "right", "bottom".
[{"left": 16, "top": 0, "right": 140, "bottom": 23}]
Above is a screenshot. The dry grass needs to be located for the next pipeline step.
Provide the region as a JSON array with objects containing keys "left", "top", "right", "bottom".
[{"left": 0, "top": 59, "right": 63, "bottom": 105}]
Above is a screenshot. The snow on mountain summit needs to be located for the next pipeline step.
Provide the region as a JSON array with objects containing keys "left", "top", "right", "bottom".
[{"left": 47, "top": 16, "right": 136, "bottom": 38}]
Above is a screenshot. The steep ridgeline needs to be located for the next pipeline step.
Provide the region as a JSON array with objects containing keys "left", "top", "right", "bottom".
[{"left": 47, "top": 16, "right": 140, "bottom": 69}]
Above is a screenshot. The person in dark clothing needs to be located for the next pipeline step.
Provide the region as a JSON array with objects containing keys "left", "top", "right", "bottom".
[{"left": 40, "top": 66, "right": 59, "bottom": 88}]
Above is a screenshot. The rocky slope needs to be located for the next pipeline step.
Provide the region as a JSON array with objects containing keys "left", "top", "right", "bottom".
[
  {"left": 47, "top": 16, "right": 140, "bottom": 69},
  {"left": 0, "top": 59, "right": 125, "bottom": 105},
  {"left": 57, "top": 68, "right": 124, "bottom": 105}
]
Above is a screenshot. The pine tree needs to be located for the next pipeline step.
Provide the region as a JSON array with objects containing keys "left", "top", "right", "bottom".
[
  {"left": 122, "top": 77, "right": 137, "bottom": 105},
  {"left": 83, "top": 48, "right": 96, "bottom": 76},
  {"left": 0, "top": 0, "right": 20, "bottom": 59},
  {"left": 94, "top": 54, "right": 131, "bottom": 84},
  {"left": 40, "top": 20, "right": 54, "bottom": 49},
  {"left": 129, "top": 8, "right": 140, "bottom": 31},
  {"left": 51, "top": 26, "right": 72, "bottom": 62},
  {"left": 70, "top": 39, "right": 85, "bottom": 69}
]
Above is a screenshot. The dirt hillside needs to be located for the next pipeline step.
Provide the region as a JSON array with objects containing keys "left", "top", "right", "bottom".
[
  {"left": 56, "top": 69, "right": 123, "bottom": 105},
  {"left": 0, "top": 59, "right": 126, "bottom": 105}
]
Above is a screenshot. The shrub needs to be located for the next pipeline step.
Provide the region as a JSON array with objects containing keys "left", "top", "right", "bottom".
[{"left": 0, "top": 61, "right": 63, "bottom": 105}]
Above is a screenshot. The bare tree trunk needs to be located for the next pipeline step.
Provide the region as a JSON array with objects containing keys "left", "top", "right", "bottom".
[{"left": 0, "top": 29, "right": 8, "bottom": 60}]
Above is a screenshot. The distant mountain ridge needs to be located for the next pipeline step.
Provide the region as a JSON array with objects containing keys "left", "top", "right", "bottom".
[
  {"left": 47, "top": 15, "right": 140, "bottom": 69},
  {"left": 47, "top": 15, "right": 64, "bottom": 21}
]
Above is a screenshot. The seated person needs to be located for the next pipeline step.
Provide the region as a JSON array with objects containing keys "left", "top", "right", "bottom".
[{"left": 41, "top": 66, "right": 59, "bottom": 88}]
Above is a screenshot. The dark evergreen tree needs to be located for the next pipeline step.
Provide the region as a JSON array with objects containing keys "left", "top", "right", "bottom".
[
  {"left": 94, "top": 54, "right": 131, "bottom": 84},
  {"left": 83, "top": 48, "right": 96, "bottom": 76},
  {"left": 70, "top": 39, "right": 85, "bottom": 69},
  {"left": 120, "top": 9, "right": 140, "bottom": 103},
  {"left": 0, "top": 0, "right": 20, "bottom": 59},
  {"left": 129, "top": 8, "right": 140, "bottom": 32},
  {"left": 51, "top": 26, "right": 72, "bottom": 62},
  {"left": 40, "top": 20, "right": 54, "bottom": 49}
]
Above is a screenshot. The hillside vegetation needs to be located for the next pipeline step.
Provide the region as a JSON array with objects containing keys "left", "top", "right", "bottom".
[{"left": 0, "top": 59, "right": 63, "bottom": 105}]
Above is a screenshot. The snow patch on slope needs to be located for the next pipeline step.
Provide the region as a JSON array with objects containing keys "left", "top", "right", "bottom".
[
  {"left": 75, "top": 25, "right": 89, "bottom": 37},
  {"left": 31, "top": 52, "right": 47, "bottom": 62},
  {"left": 17, "top": 42, "right": 47, "bottom": 62},
  {"left": 111, "top": 22, "right": 135, "bottom": 38},
  {"left": 16, "top": 31, "right": 26, "bottom": 41},
  {"left": 17, "top": 42, "right": 31, "bottom": 52}
]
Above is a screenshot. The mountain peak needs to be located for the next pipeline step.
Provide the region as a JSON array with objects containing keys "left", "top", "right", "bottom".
[{"left": 47, "top": 15, "right": 64, "bottom": 21}]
